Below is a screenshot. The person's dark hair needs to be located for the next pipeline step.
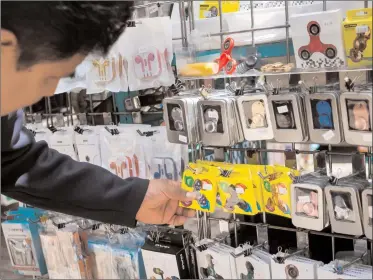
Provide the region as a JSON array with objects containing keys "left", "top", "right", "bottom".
[{"left": 2, "top": 1, "right": 134, "bottom": 69}]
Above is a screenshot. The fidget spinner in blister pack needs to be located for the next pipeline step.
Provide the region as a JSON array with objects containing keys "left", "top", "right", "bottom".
[
  {"left": 325, "top": 177, "right": 370, "bottom": 236},
  {"left": 181, "top": 178, "right": 212, "bottom": 211},
  {"left": 350, "top": 25, "right": 371, "bottom": 63},
  {"left": 291, "top": 174, "right": 330, "bottom": 231},
  {"left": 305, "top": 91, "right": 343, "bottom": 144},
  {"left": 268, "top": 92, "right": 309, "bottom": 143},
  {"left": 298, "top": 21, "right": 338, "bottom": 61},
  {"left": 340, "top": 90, "right": 372, "bottom": 146},
  {"left": 361, "top": 188, "right": 372, "bottom": 240},
  {"left": 151, "top": 157, "right": 178, "bottom": 180},
  {"left": 163, "top": 95, "right": 200, "bottom": 144},
  {"left": 236, "top": 93, "right": 274, "bottom": 141},
  {"left": 197, "top": 96, "right": 244, "bottom": 147}
]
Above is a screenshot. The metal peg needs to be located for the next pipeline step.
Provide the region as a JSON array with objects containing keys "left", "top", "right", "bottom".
[
  {"left": 55, "top": 114, "right": 65, "bottom": 127},
  {"left": 102, "top": 112, "right": 112, "bottom": 125},
  {"left": 78, "top": 113, "right": 87, "bottom": 126}
]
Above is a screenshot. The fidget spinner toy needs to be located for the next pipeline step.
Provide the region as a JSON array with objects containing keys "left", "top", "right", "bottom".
[
  {"left": 316, "top": 100, "right": 333, "bottom": 129},
  {"left": 352, "top": 101, "right": 370, "bottom": 131},
  {"left": 200, "top": 254, "right": 223, "bottom": 279},
  {"left": 333, "top": 195, "right": 353, "bottom": 220},
  {"left": 171, "top": 106, "right": 185, "bottom": 131},
  {"left": 248, "top": 100, "right": 267, "bottom": 128},
  {"left": 285, "top": 264, "right": 299, "bottom": 279},
  {"left": 275, "top": 103, "right": 295, "bottom": 129},
  {"left": 240, "top": 261, "right": 255, "bottom": 280},
  {"left": 204, "top": 108, "right": 220, "bottom": 133},
  {"left": 181, "top": 179, "right": 210, "bottom": 210},
  {"left": 215, "top": 37, "right": 236, "bottom": 74},
  {"left": 296, "top": 191, "right": 319, "bottom": 217},
  {"left": 350, "top": 26, "right": 371, "bottom": 62},
  {"left": 298, "top": 21, "right": 338, "bottom": 60}
]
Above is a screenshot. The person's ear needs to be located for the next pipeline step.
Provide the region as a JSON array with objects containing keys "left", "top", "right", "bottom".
[{"left": 1, "top": 29, "right": 17, "bottom": 47}]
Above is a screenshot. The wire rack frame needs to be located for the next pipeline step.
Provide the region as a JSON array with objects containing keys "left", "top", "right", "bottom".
[
  {"left": 175, "top": 0, "right": 373, "bottom": 264},
  {"left": 22, "top": 0, "right": 373, "bottom": 265}
]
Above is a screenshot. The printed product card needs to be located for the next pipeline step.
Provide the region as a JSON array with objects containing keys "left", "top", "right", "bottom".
[
  {"left": 284, "top": 256, "right": 323, "bottom": 279},
  {"left": 141, "top": 241, "right": 189, "bottom": 279},
  {"left": 263, "top": 166, "right": 299, "bottom": 218},
  {"left": 290, "top": 9, "right": 346, "bottom": 69},
  {"left": 195, "top": 245, "right": 237, "bottom": 279}
]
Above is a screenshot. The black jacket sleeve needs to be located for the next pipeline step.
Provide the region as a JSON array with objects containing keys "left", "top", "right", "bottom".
[{"left": 1, "top": 110, "right": 149, "bottom": 227}]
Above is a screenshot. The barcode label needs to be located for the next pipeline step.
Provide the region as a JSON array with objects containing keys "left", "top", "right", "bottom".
[
  {"left": 356, "top": 25, "right": 369, "bottom": 34},
  {"left": 179, "top": 134, "right": 187, "bottom": 143},
  {"left": 323, "top": 130, "right": 335, "bottom": 141},
  {"left": 203, "top": 182, "right": 212, "bottom": 190},
  {"left": 298, "top": 196, "right": 311, "bottom": 203},
  {"left": 277, "top": 105, "right": 288, "bottom": 114}
]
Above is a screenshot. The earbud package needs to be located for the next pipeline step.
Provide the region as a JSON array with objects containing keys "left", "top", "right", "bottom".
[
  {"left": 39, "top": 226, "right": 93, "bottom": 279},
  {"left": 148, "top": 126, "right": 188, "bottom": 181},
  {"left": 234, "top": 247, "right": 272, "bottom": 279},
  {"left": 236, "top": 93, "right": 274, "bottom": 141},
  {"left": 88, "top": 235, "right": 144, "bottom": 279},
  {"left": 305, "top": 91, "right": 343, "bottom": 144},
  {"left": 340, "top": 90, "right": 372, "bottom": 146},
  {"left": 163, "top": 95, "right": 201, "bottom": 144},
  {"left": 361, "top": 187, "right": 372, "bottom": 239},
  {"left": 317, "top": 260, "right": 373, "bottom": 279},
  {"left": 118, "top": 17, "right": 174, "bottom": 91},
  {"left": 197, "top": 96, "right": 244, "bottom": 147},
  {"left": 85, "top": 53, "right": 128, "bottom": 94},
  {"left": 74, "top": 126, "right": 101, "bottom": 166},
  {"left": 291, "top": 174, "right": 330, "bottom": 231},
  {"left": 268, "top": 92, "right": 309, "bottom": 143},
  {"left": 49, "top": 126, "right": 78, "bottom": 161},
  {"left": 325, "top": 177, "right": 370, "bottom": 236},
  {"left": 99, "top": 125, "right": 148, "bottom": 179},
  {"left": 2, "top": 208, "right": 47, "bottom": 277},
  {"left": 290, "top": 9, "right": 345, "bottom": 69},
  {"left": 195, "top": 240, "right": 238, "bottom": 279},
  {"left": 141, "top": 240, "right": 190, "bottom": 279}
]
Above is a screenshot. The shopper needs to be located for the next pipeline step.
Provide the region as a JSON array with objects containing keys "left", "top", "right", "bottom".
[{"left": 1, "top": 1, "right": 197, "bottom": 226}]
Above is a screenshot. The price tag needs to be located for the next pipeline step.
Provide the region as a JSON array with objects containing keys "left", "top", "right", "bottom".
[
  {"left": 322, "top": 130, "right": 335, "bottom": 141},
  {"left": 219, "top": 220, "right": 230, "bottom": 234},
  {"left": 203, "top": 11, "right": 212, "bottom": 18},
  {"left": 179, "top": 134, "right": 187, "bottom": 143},
  {"left": 335, "top": 206, "right": 348, "bottom": 218},
  {"left": 277, "top": 105, "right": 288, "bottom": 114},
  {"left": 236, "top": 187, "right": 244, "bottom": 194},
  {"left": 356, "top": 25, "right": 369, "bottom": 33},
  {"left": 202, "top": 182, "right": 212, "bottom": 190},
  {"left": 148, "top": 4, "right": 158, "bottom": 14},
  {"left": 298, "top": 195, "right": 311, "bottom": 203},
  {"left": 368, "top": 206, "right": 372, "bottom": 219}
]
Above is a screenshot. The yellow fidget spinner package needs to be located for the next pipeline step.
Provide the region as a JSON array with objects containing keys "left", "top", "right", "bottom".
[
  {"left": 216, "top": 171, "right": 261, "bottom": 216},
  {"left": 262, "top": 166, "right": 299, "bottom": 218},
  {"left": 180, "top": 163, "right": 220, "bottom": 212},
  {"left": 197, "top": 160, "right": 268, "bottom": 213},
  {"left": 342, "top": 8, "right": 372, "bottom": 67},
  {"left": 199, "top": 1, "right": 240, "bottom": 19}
]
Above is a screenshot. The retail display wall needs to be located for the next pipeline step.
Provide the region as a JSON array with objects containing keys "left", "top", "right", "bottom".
[{"left": 2, "top": 1, "right": 373, "bottom": 280}]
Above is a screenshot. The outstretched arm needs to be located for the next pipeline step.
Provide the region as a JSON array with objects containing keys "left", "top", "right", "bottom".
[{"left": 1, "top": 110, "right": 148, "bottom": 226}]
